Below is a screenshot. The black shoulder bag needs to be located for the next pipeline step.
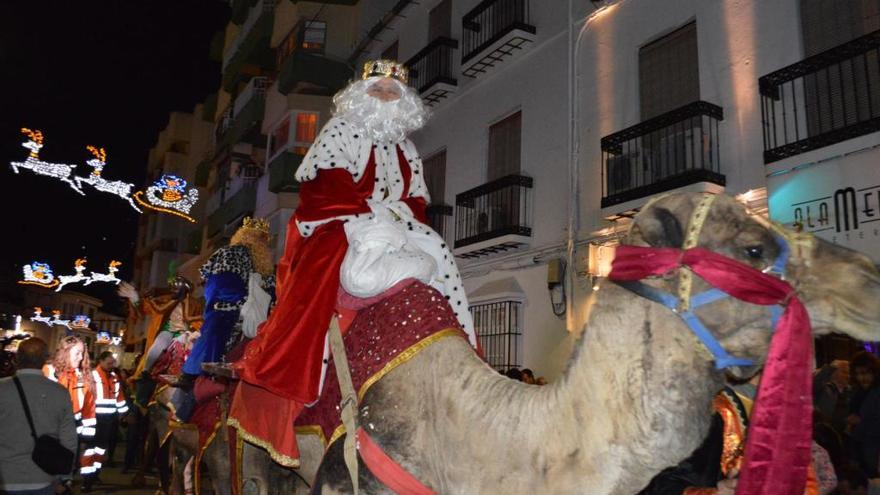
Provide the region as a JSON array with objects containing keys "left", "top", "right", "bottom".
[{"left": 12, "top": 376, "right": 76, "bottom": 475}]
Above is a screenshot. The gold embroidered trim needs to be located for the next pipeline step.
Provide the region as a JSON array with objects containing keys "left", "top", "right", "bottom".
[
  {"left": 311, "top": 328, "right": 464, "bottom": 449},
  {"left": 227, "top": 417, "right": 301, "bottom": 468},
  {"left": 195, "top": 420, "right": 223, "bottom": 495},
  {"left": 358, "top": 328, "right": 462, "bottom": 402}
]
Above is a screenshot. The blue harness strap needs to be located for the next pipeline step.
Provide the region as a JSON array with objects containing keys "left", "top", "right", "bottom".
[{"left": 612, "top": 236, "right": 792, "bottom": 370}]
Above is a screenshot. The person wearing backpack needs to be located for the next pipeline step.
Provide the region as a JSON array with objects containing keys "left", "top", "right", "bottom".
[{"left": 0, "top": 338, "right": 77, "bottom": 495}]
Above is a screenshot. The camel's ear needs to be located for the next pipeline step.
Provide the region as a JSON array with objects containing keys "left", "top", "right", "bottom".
[{"left": 632, "top": 207, "right": 684, "bottom": 248}]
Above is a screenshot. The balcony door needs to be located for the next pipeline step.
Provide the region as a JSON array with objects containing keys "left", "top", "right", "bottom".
[
  {"left": 423, "top": 149, "right": 447, "bottom": 203},
  {"left": 486, "top": 111, "right": 522, "bottom": 234},
  {"left": 429, "top": 0, "right": 452, "bottom": 41}
]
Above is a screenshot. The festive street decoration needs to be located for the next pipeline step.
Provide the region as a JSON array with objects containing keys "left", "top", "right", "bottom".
[
  {"left": 9, "top": 128, "right": 84, "bottom": 195},
  {"left": 132, "top": 174, "right": 199, "bottom": 223},
  {"left": 56, "top": 258, "right": 90, "bottom": 292},
  {"left": 49, "top": 310, "right": 72, "bottom": 329},
  {"left": 19, "top": 262, "right": 60, "bottom": 288},
  {"left": 70, "top": 315, "right": 91, "bottom": 330},
  {"left": 74, "top": 146, "right": 140, "bottom": 212},
  {"left": 84, "top": 260, "right": 122, "bottom": 286},
  {"left": 8, "top": 129, "right": 200, "bottom": 221},
  {"left": 19, "top": 258, "right": 123, "bottom": 292},
  {"left": 30, "top": 307, "right": 54, "bottom": 326}
]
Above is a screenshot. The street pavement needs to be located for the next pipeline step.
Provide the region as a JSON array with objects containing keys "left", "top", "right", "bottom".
[{"left": 74, "top": 440, "right": 159, "bottom": 495}]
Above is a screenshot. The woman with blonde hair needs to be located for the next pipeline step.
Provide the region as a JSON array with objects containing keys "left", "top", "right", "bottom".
[{"left": 44, "top": 335, "right": 100, "bottom": 488}]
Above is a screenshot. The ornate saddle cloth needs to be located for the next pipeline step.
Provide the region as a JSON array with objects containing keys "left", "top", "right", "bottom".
[{"left": 295, "top": 280, "right": 465, "bottom": 447}]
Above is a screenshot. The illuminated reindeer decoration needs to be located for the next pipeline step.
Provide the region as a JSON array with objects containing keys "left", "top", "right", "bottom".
[
  {"left": 49, "top": 310, "right": 72, "bottom": 329},
  {"left": 74, "top": 146, "right": 141, "bottom": 212},
  {"left": 85, "top": 260, "right": 122, "bottom": 285},
  {"left": 9, "top": 128, "right": 84, "bottom": 195},
  {"left": 56, "top": 258, "right": 90, "bottom": 292},
  {"left": 30, "top": 307, "right": 54, "bottom": 326}
]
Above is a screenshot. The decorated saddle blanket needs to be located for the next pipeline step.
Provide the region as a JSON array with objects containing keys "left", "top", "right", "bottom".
[{"left": 295, "top": 280, "right": 465, "bottom": 446}]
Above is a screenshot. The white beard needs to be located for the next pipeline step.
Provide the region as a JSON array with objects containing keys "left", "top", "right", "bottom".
[{"left": 333, "top": 77, "right": 429, "bottom": 143}]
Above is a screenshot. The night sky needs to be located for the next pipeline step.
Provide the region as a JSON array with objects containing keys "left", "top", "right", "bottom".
[{"left": 0, "top": 1, "right": 227, "bottom": 313}]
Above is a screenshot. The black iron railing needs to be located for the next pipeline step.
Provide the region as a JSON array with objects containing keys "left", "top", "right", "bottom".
[
  {"left": 407, "top": 37, "right": 458, "bottom": 93},
  {"left": 470, "top": 300, "right": 521, "bottom": 372},
  {"left": 455, "top": 174, "right": 532, "bottom": 248},
  {"left": 600, "top": 101, "right": 725, "bottom": 208},
  {"left": 760, "top": 30, "right": 880, "bottom": 163},
  {"left": 462, "top": 0, "right": 533, "bottom": 63},
  {"left": 426, "top": 203, "right": 453, "bottom": 240}
]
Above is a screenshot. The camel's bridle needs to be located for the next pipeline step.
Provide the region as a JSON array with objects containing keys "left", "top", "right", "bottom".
[{"left": 614, "top": 194, "right": 808, "bottom": 369}]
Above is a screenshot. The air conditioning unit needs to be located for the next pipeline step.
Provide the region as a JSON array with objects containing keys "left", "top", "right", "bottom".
[{"left": 606, "top": 153, "right": 637, "bottom": 193}]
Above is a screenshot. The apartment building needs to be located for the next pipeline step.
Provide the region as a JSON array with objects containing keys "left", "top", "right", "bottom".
[
  {"left": 573, "top": 0, "right": 880, "bottom": 361},
  {"left": 348, "top": 0, "right": 590, "bottom": 380},
  {"left": 134, "top": 107, "right": 214, "bottom": 291},
  {"left": 16, "top": 287, "right": 121, "bottom": 354}
]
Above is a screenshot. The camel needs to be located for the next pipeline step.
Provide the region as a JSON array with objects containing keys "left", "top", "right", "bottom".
[{"left": 286, "top": 192, "right": 880, "bottom": 494}]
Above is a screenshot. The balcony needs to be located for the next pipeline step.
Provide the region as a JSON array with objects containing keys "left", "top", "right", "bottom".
[
  {"left": 426, "top": 203, "right": 453, "bottom": 241},
  {"left": 461, "top": 0, "right": 536, "bottom": 78},
  {"left": 454, "top": 174, "right": 533, "bottom": 258},
  {"left": 207, "top": 184, "right": 258, "bottom": 237},
  {"left": 407, "top": 37, "right": 459, "bottom": 106},
  {"left": 276, "top": 19, "right": 353, "bottom": 95},
  {"left": 600, "top": 101, "right": 726, "bottom": 209},
  {"left": 216, "top": 77, "right": 269, "bottom": 151},
  {"left": 222, "top": 0, "right": 276, "bottom": 92},
  {"left": 760, "top": 30, "right": 880, "bottom": 164},
  {"left": 268, "top": 151, "right": 304, "bottom": 193}
]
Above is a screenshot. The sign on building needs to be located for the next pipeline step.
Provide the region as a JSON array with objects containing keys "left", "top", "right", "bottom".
[{"left": 767, "top": 150, "right": 880, "bottom": 262}]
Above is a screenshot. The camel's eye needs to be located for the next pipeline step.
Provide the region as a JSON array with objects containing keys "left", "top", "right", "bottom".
[{"left": 744, "top": 245, "right": 764, "bottom": 259}]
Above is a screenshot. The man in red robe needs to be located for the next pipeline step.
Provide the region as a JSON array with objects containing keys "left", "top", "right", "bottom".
[{"left": 229, "top": 59, "right": 478, "bottom": 465}]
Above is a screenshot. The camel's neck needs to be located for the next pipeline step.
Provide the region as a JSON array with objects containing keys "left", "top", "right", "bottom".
[{"left": 423, "top": 283, "right": 723, "bottom": 493}]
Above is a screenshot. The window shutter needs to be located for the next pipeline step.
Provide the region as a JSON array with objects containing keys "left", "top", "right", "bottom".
[
  {"left": 639, "top": 22, "right": 699, "bottom": 120},
  {"left": 423, "top": 150, "right": 447, "bottom": 203},
  {"left": 429, "top": 0, "right": 453, "bottom": 41},
  {"left": 488, "top": 111, "right": 521, "bottom": 181}
]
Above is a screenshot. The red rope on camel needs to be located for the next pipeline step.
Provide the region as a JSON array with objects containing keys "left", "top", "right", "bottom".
[{"left": 609, "top": 245, "right": 813, "bottom": 495}]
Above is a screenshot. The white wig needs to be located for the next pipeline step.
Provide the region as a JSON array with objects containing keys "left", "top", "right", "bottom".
[{"left": 332, "top": 77, "right": 429, "bottom": 143}]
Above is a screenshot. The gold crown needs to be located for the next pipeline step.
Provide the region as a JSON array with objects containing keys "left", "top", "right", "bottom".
[
  {"left": 362, "top": 59, "right": 408, "bottom": 84},
  {"left": 242, "top": 216, "right": 270, "bottom": 235}
]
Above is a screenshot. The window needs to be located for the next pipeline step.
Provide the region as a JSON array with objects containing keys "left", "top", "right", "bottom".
[
  {"left": 268, "top": 111, "right": 320, "bottom": 161},
  {"left": 638, "top": 22, "right": 699, "bottom": 120},
  {"left": 277, "top": 20, "right": 327, "bottom": 67},
  {"left": 488, "top": 111, "right": 521, "bottom": 181},
  {"left": 470, "top": 301, "right": 522, "bottom": 372},
  {"left": 429, "top": 0, "right": 452, "bottom": 41},
  {"left": 423, "top": 149, "right": 447, "bottom": 203},
  {"left": 382, "top": 40, "right": 399, "bottom": 61}
]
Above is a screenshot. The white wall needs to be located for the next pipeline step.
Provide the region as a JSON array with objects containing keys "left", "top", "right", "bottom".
[{"left": 575, "top": 0, "right": 804, "bottom": 233}]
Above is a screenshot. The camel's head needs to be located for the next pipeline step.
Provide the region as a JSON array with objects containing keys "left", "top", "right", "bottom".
[{"left": 627, "top": 192, "right": 880, "bottom": 373}]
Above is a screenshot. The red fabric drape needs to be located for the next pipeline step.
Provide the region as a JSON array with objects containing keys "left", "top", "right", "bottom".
[{"left": 609, "top": 245, "right": 813, "bottom": 495}]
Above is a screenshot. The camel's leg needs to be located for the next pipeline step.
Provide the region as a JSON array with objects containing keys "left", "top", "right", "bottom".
[
  {"left": 132, "top": 422, "right": 156, "bottom": 487},
  {"left": 158, "top": 439, "right": 173, "bottom": 493},
  {"left": 311, "top": 435, "right": 385, "bottom": 495}
]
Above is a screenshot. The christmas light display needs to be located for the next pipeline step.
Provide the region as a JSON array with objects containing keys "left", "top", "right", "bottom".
[
  {"left": 70, "top": 315, "right": 91, "bottom": 330},
  {"left": 74, "top": 146, "right": 141, "bottom": 212},
  {"left": 20, "top": 258, "right": 124, "bottom": 292},
  {"left": 49, "top": 310, "right": 72, "bottom": 329},
  {"left": 19, "top": 262, "right": 60, "bottom": 289},
  {"left": 56, "top": 258, "right": 90, "bottom": 292},
  {"left": 9, "top": 128, "right": 84, "bottom": 195},
  {"left": 132, "top": 174, "right": 199, "bottom": 223},
  {"left": 8, "top": 129, "right": 200, "bottom": 221},
  {"left": 83, "top": 260, "right": 122, "bottom": 286},
  {"left": 30, "top": 307, "right": 54, "bottom": 326}
]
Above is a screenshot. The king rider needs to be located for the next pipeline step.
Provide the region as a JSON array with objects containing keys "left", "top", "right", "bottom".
[{"left": 229, "top": 59, "right": 479, "bottom": 463}]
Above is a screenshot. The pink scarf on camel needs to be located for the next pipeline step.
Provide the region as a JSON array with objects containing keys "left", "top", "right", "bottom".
[{"left": 609, "top": 244, "right": 813, "bottom": 495}]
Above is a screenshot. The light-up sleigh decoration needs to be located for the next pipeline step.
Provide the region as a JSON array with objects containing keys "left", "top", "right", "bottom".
[
  {"left": 19, "top": 262, "right": 60, "bottom": 288},
  {"left": 8, "top": 128, "right": 199, "bottom": 222},
  {"left": 19, "top": 258, "right": 124, "bottom": 292},
  {"left": 133, "top": 174, "right": 199, "bottom": 223}
]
